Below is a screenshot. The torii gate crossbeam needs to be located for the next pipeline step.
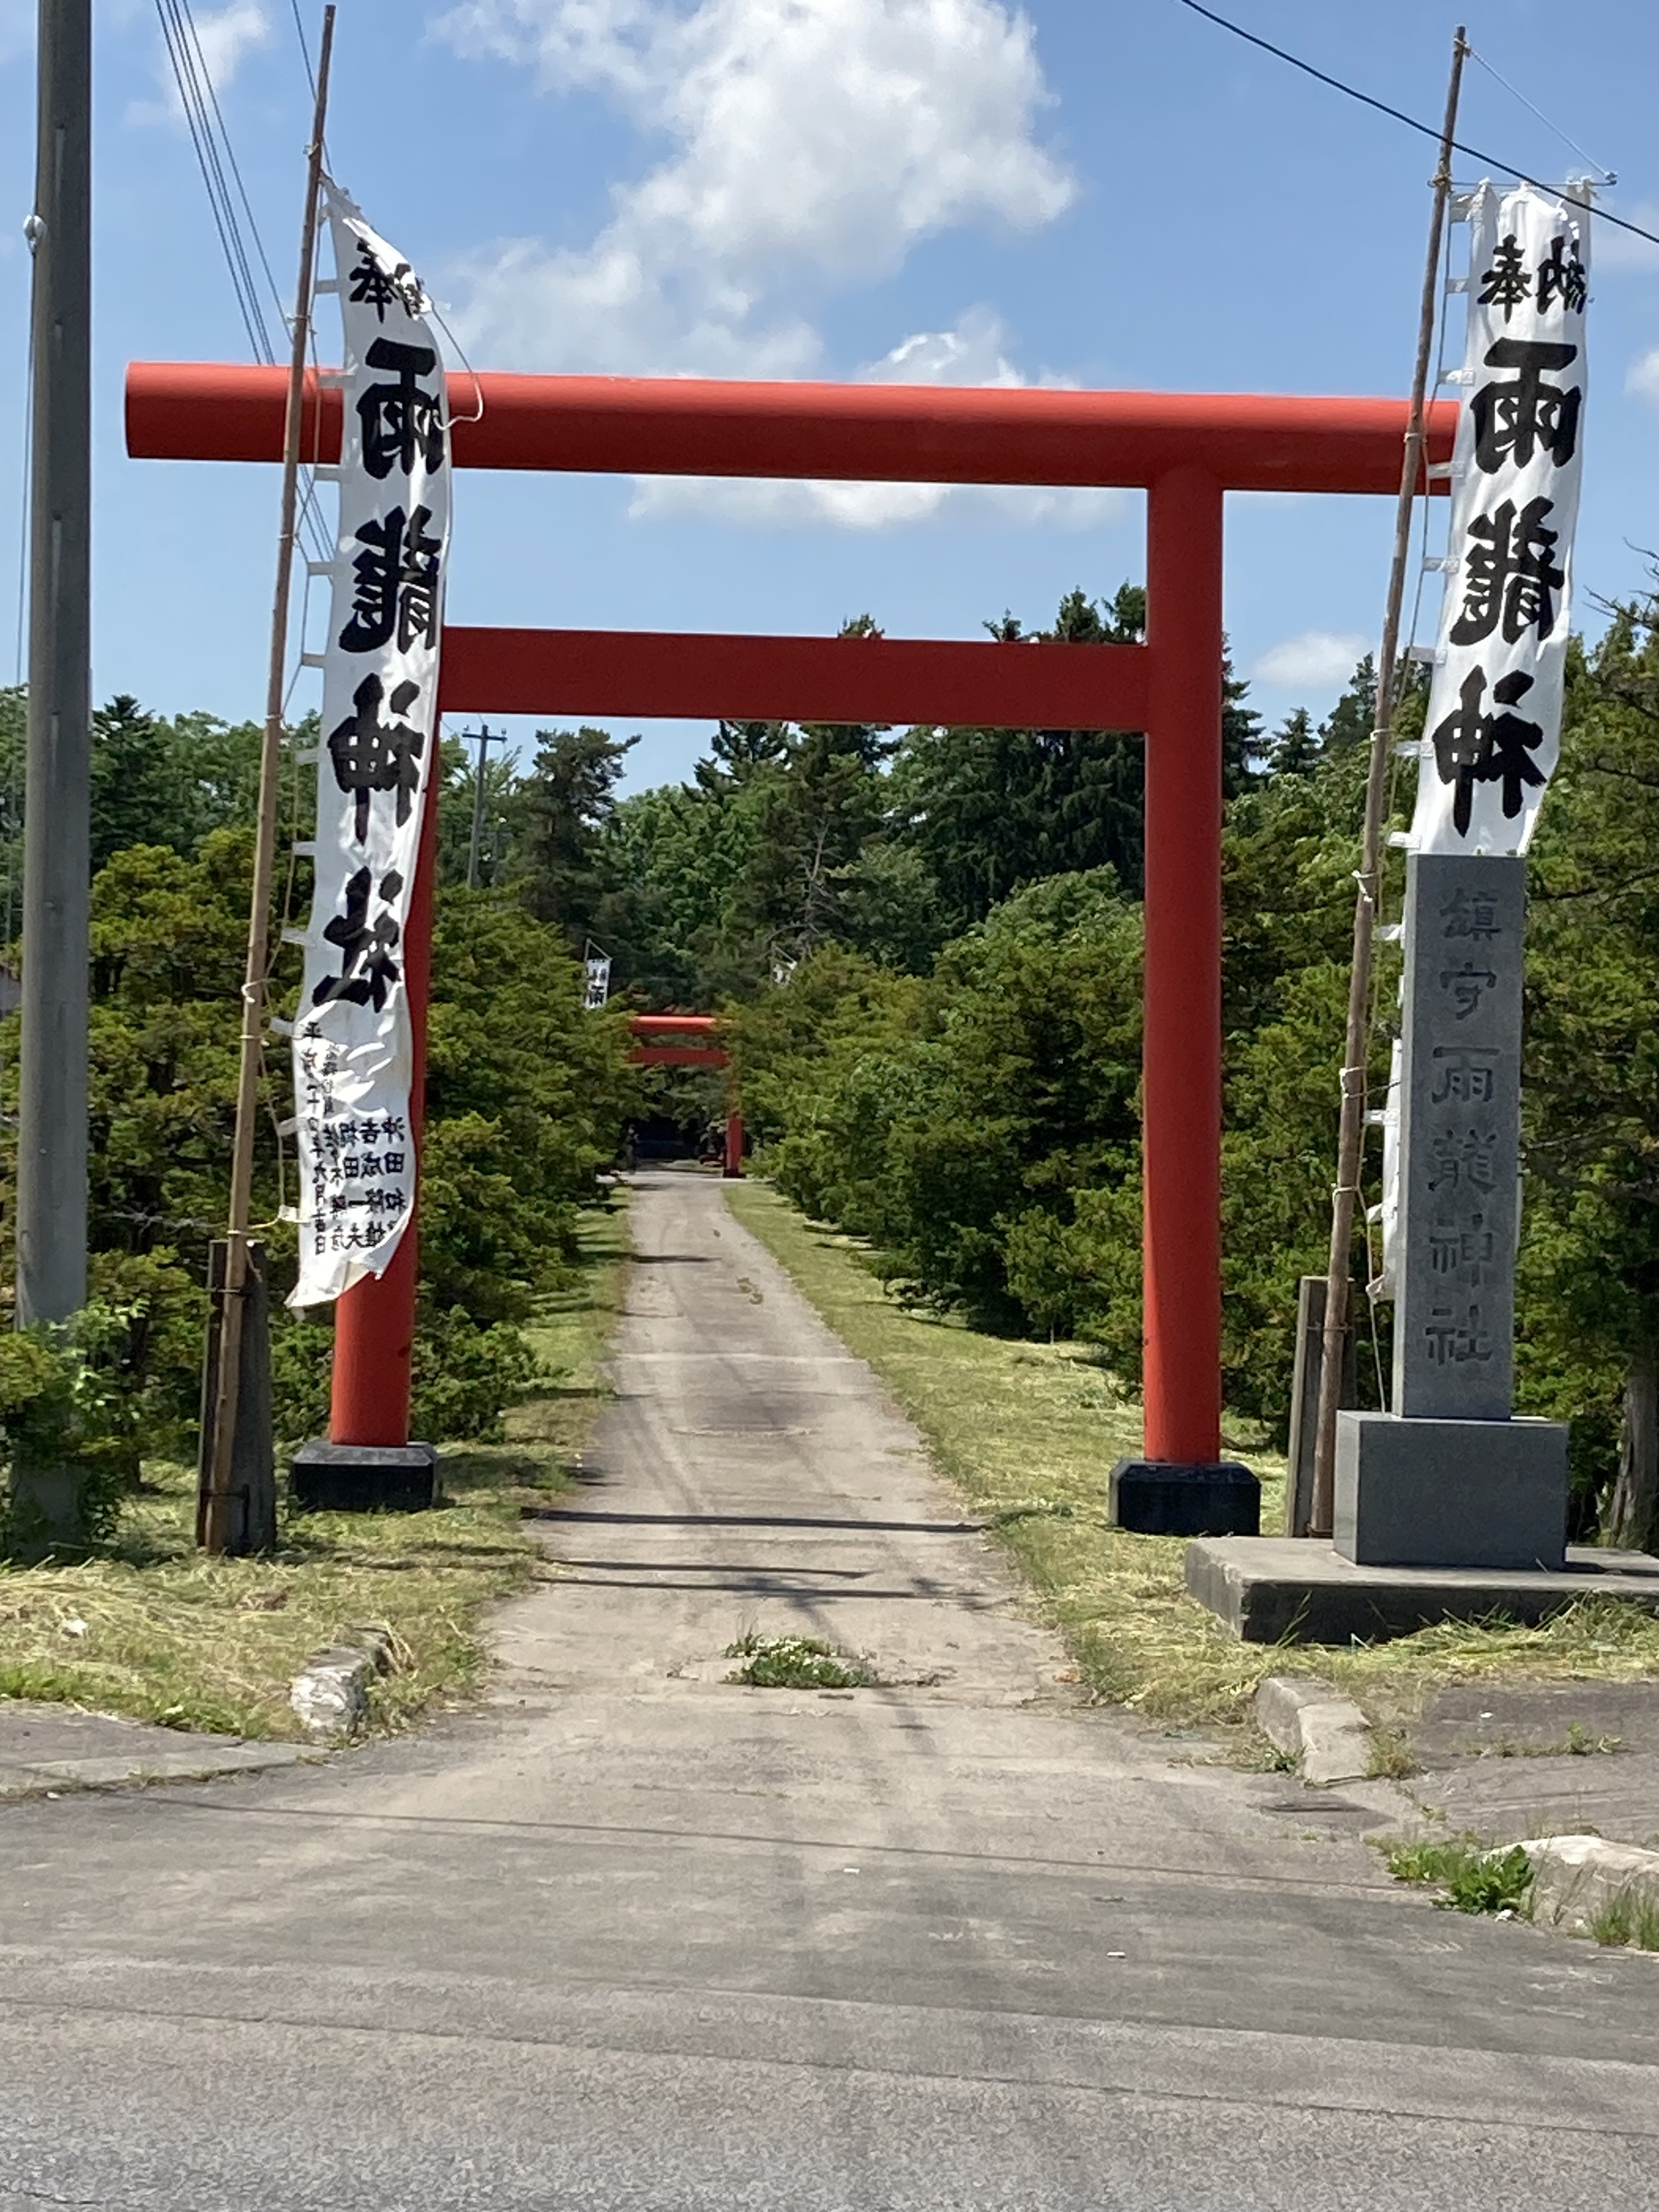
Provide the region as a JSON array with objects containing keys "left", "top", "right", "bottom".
[{"left": 128, "top": 364, "right": 1454, "bottom": 1511}]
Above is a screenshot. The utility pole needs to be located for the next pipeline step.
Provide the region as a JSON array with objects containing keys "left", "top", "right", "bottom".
[
  {"left": 1309, "top": 28, "right": 1466, "bottom": 1536},
  {"left": 17, "top": 0, "right": 92, "bottom": 1333},
  {"left": 200, "top": 7, "right": 335, "bottom": 1554},
  {"left": 464, "top": 724, "right": 497, "bottom": 888}
]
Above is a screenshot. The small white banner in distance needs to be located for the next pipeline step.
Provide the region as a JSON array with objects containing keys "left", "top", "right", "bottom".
[
  {"left": 289, "top": 184, "right": 451, "bottom": 1307},
  {"left": 584, "top": 956, "right": 612, "bottom": 1010},
  {"left": 1409, "top": 179, "right": 1588, "bottom": 854}
]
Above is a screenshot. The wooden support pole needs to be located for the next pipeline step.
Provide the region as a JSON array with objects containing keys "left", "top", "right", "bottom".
[
  {"left": 1310, "top": 27, "right": 1467, "bottom": 1537},
  {"left": 201, "top": 8, "right": 334, "bottom": 1553}
]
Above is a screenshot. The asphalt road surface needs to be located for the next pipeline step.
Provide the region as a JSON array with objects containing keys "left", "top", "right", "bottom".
[{"left": 3, "top": 1170, "right": 1657, "bottom": 2210}]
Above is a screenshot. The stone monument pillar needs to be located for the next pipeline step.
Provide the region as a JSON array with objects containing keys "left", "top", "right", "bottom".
[{"left": 1335, "top": 851, "right": 1568, "bottom": 1570}]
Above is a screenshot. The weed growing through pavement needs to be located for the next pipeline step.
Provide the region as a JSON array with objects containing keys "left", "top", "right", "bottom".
[
  {"left": 726, "top": 1629, "right": 876, "bottom": 1690},
  {"left": 1587, "top": 1887, "right": 1659, "bottom": 1949},
  {"left": 1366, "top": 1729, "right": 1418, "bottom": 1779},
  {"left": 1383, "top": 1835, "right": 1534, "bottom": 1918}
]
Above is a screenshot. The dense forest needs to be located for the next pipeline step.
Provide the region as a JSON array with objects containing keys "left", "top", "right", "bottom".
[{"left": 0, "top": 568, "right": 1656, "bottom": 1543}]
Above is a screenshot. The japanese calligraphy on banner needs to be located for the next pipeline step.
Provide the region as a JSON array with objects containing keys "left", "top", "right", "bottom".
[
  {"left": 290, "top": 184, "right": 450, "bottom": 1307},
  {"left": 1409, "top": 180, "right": 1588, "bottom": 854}
]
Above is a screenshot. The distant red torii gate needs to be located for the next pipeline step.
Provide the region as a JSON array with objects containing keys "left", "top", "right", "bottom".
[
  {"left": 629, "top": 1013, "right": 743, "bottom": 1178},
  {"left": 127, "top": 362, "right": 1455, "bottom": 1488}
]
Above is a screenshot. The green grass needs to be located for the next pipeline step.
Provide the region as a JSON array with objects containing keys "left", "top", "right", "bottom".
[
  {"left": 725, "top": 1178, "right": 1659, "bottom": 1734},
  {"left": 0, "top": 1196, "right": 633, "bottom": 1740},
  {"left": 1588, "top": 1887, "right": 1659, "bottom": 1950}
]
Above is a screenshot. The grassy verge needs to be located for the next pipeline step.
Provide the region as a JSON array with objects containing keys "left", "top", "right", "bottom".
[
  {"left": 724, "top": 1179, "right": 1659, "bottom": 1734},
  {"left": 0, "top": 1194, "right": 632, "bottom": 1740}
]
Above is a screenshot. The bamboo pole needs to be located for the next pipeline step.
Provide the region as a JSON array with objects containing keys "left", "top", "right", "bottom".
[
  {"left": 1309, "top": 27, "right": 1467, "bottom": 1537},
  {"left": 200, "top": 7, "right": 336, "bottom": 1554}
]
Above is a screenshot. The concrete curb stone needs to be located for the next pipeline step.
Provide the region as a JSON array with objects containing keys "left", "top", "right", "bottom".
[
  {"left": 1255, "top": 1674, "right": 1374, "bottom": 1786},
  {"left": 289, "top": 1626, "right": 397, "bottom": 1740},
  {"left": 1520, "top": 1832, "right": 1659, "bottom": 1939}
]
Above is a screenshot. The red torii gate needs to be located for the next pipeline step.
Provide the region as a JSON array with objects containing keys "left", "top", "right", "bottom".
[
  {"left": 628, "top": 1012, "right": 743, "bottom": 1178},
  {"left": 127, "top": 363, "right": 1455, "bottom": 1508}
]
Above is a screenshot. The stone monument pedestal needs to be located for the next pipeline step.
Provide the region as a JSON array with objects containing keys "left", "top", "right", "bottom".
[{"left": 1335, "top": 1409, "right": 1567, "bottom": 1571}]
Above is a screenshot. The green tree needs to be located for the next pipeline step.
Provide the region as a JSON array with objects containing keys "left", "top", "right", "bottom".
[
  {"left": 1319, "top": 654, "right": 1378, "bottom": 754},
  {"left": 1522, "top": 611, "right": 1659, "bottom": 1540},
  {"left": 1267, "top": 706, "right": 1320, "bottom": 778},
  {"left": 516, "top": 724, "right": 640, "bottom": 958}
]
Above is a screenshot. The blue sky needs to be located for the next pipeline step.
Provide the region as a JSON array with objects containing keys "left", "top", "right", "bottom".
[{"left": 3, "top": 0, "right": 1659, "bottom": 789}]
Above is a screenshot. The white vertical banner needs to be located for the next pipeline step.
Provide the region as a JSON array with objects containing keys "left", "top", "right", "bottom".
[
  {"left": 289, "top": 184, "right": 450, "bottom": 1307},
  {"left": 1409, "top": 180, "right": 1589, "bottom": 853}
]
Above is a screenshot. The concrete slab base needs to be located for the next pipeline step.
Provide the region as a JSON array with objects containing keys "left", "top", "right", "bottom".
[
  {"left": 0, "top": 1701, "right": 316, "bottom": 1803},
  {"left": 1186, "top": 1535, "right": 1659, "bottom": 1645},
  {"left": 290, "top": 1440, "right": 438, "bottom": 1514},
  {"left": 1108, "top": 1458, "right": 1260, "bottom": 1537}
]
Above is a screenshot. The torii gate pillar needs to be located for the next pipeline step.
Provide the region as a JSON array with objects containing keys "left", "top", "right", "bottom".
[{"left": 1108, "top": 466, "right": 1256, "bottom": 1532}]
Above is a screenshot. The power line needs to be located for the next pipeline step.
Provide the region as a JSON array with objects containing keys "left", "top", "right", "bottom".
[
  {"left": 155, "top": 0, "right": 272, "bottom": 361},
  {"left": 1465, "top": 46, "right": 1615, "bottom": 187},
  {"left": 289, "top": 0, "right": 317, "bottom": 98},
  {"left": 181, "top": 0, "right": 287, "bottom": 328},
  {"left": 1173, "top": 0, "right": 1659, "bottom": 252}
]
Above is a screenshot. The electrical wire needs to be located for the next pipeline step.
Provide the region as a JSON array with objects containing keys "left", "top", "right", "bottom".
[
  {"left": 155, "top": 0, "right": 274, "bottom": 362},
  {"left": 1466, "top": 46, "right": 1616, "bottom": 187},
  {"left": 1173, "top": 0, "right": 1659, "bottom": 251},
  {"left": 182, "top": 0, "right": 287, "bottom": 330},
  {"left": 151, "top": 0, "right": 334, "bottom": 567},
  {"left": 289, "top": 0, "right": 317, "bottom": 99}
]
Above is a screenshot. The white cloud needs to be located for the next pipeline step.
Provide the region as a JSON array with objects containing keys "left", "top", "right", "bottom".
[
  {"left": 134, "top": 1, "right": 272, "bottom": 128},
  {"left": 1626, "top": 348, "right": 1659, "bottom": 408},
  {"left": 1251, "top": 629, "right": 1371, "bottom": 690},
  {"left": 436, "top": 0, "right": 1075, "bottom": 439},
  {"left": 629, "top": 307, "right": 1124, "bottom": 529}
]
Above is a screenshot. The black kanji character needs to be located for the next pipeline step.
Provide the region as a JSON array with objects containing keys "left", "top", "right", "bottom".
[
  {"left": 1428, "top": 667, "right": 1491, "bottom": 835},
  {"left": 312, "top": 866, "right": 402, "bottom": 1013},
  {"left": 1476, "top": 232, "right": 1531, "bottom": 321},
  {"left": 1428, "top": 666, "right": 1548, "bottom": 833},
  {"left": 357, "top": 338, "right": 445, "bottom": 481},
  {"left": 1449, "top": 495, "right": 1566, "bottom": 646},
  {"left": 1471, "top": 338, "right": 1582, "bottom": 473},
  {"left": 1535, "top": 232, "right": 1587, "bottom": 315},
  {"left": 1482, "top": 669, "right": 1548, "bottom": 819},
  {"left": 326, "top": 673, "right": 426, "bottom": 843},
  {"left": 347, "top": 241, "right": 407, "bottom": 323},
  {"left": 337, "top": 504, "right": 443, "bottom": 655}
]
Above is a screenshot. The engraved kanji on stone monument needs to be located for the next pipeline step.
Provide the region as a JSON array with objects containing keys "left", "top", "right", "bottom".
[{"left": 1393, "top": 853, "right": 1523, "bottom": 1420}]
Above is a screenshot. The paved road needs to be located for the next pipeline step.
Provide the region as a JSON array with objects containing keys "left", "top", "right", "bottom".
[{"left": 3, "top": 1171, "right": 1657, "bottom": 2209}]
